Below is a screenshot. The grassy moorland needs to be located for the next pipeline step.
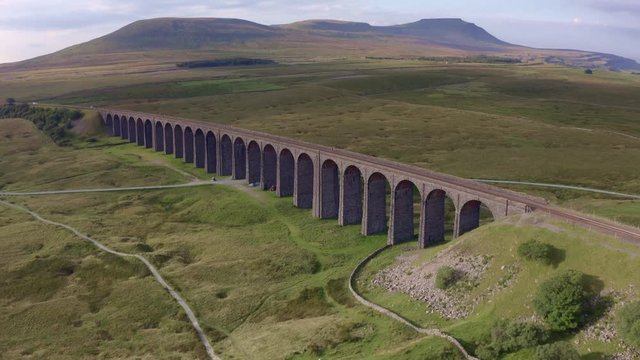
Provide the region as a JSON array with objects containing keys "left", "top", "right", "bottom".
[
  {"left": 2, "top": 118, "right": 638, "bottom": 359},
  {"left": 4, "top": 60, "right": 637, "bottom": 224},
  {"left": 357, "top": 216, "right": 640, "bottom": 359},
  {"left": 1, "top": 118, "right": 470, "bottom": 359}
]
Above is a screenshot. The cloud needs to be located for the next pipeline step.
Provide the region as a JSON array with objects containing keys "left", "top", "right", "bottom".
[{"left": 588, "top": 0, "right": 640, "bottom": 15}]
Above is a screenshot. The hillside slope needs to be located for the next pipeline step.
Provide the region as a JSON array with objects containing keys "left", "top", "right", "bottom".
[{"left": 3, "top": 17, "right": 639, "bottom": 71}]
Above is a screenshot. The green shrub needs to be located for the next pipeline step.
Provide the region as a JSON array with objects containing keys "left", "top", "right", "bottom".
[
  {"left": 435, "top": 266, "right": 458, "bottom": 289},
  {"left": 616, "top": 300, "right": 640, "bottom": 348},
  {"left": 533, "top": 270, "right": 588, "bottom": 331},
  {"left": 476, "top": 320, "right": 548, "bottom": 358},
  {"left": 535, "top": 342, "right": 580, "bottom": 360},
  {"left": 0, "top": 104, "right": 82, "bottom": 146},
  {"left": 518, "top": 240, "right": 553, "bottom": 264}
]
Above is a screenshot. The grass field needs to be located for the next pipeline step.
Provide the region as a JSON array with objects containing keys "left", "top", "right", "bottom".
[
  {"left": 3, "top": 60, "right": 637, "bottom": 203},
  {"left": 1, "top": 118, "right": 472, "bottom": 359},
  {"left": 1, "top": 54, "right": 639, "bottom": 359},
  {"left": 2, "top": 109, "right": 639, "bottom": 359}
]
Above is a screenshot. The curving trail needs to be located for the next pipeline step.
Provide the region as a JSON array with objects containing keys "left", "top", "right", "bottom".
[
  {"left": 0, "top": 199, "right": 220, "bottom": 360},
  {"left": 474, "top": 179, "right": 640, "bottom": 200},
  {"left": 0, "top": 180, "right": 243, "bottom": 197},
  {"left": 349, "top": 246, "right": 479, "bottom": 360}
]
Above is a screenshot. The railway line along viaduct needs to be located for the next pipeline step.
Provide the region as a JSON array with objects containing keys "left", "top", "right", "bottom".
[{"left": 100, "top": 109, "right": 561, "bottom": 247}]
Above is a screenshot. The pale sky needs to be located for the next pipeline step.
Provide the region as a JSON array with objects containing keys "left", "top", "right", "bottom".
[{"left": 0, "top": 0, "right": 639, "bottom": 64}]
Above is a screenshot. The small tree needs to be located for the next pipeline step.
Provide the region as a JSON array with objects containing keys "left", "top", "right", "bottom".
[
  {"left": 535, "top": 342, "right": 580, "bottom": 360},
  {"left": 533, "top": 270, "right": 588, "bottom": 331},
  {"left": 518, "top": 240, "right": 554, "bottom": 264},
  {"left": 584, "top": 69, "right": 593, "bottom": 75},
  {"left": 616, "top": 300, "right": 640, "bottom": 349},
  {"left": 5, "top": 97, "right": 15, "bottom": 105},
  {"left": 435, "top": 266, "right": 458, "bottom": 289}
]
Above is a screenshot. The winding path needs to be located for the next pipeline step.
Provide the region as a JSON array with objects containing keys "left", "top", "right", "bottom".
[
  {"left": 0, "top": 180, "right": 244, "bottom": 197},
  {"left": 349, "top": 246, "right": 479, "bottom": 360},
  {"left": 0, "top": 199, "right": 220, "bottom": 360},
  {"left": 474, "top": 179, "right": 640, "bottom": 200}
]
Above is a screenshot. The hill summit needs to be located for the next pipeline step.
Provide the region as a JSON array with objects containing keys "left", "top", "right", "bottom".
[{"left": 7, "top": 17, "right": 640, "bottom": 71}]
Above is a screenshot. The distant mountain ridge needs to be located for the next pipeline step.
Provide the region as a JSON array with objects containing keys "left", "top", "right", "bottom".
[{"left": 6, "top": 17, "right": 640, "bottom": 71}]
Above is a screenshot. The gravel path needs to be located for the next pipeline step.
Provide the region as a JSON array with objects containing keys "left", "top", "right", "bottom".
[
  {"left": 0, "top": 180, "right": 243, "bottom": 196},
  {"left": 0, "top": 199, "right": 220, "bottom": 360},
  {"left": 474, "top": 179, "right": 640, "bottom": 200},
  {"left": 349, "top": 246, "right": 479, "bottom": 360}
]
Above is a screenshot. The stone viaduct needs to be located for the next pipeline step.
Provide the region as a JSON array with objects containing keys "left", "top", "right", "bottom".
[{"left": 101, "top": 109, "right": 549, "bottom": 247}]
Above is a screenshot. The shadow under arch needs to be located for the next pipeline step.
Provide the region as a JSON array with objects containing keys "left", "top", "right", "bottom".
[
  {"left": 364, "top": 172, "right": 390, "bottom": 235},
  {"left": 341, "top": 165, "right": 363, "bottom": 226},
  {"left": 296, "top": 153, "right": 314, "bottom": 209}
]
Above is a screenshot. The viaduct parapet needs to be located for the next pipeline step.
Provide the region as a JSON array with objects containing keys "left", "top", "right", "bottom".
[{"left": 101, "top": 109, "right": 604, "bottom": 247}]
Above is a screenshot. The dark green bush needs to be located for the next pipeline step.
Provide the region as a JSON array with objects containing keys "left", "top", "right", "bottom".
[
  {"left": 533, "top": 270, "right": 589, "bottom": 331},
  {"left": 518, "top": 240, "right": 553, "bottom": 264},
  {"left": 435, "top": 266, "right": 458, "bottom": 289},
  {"left": 616, "top": 300, "right": 640, "bottom": 349},
  {"left": 476, "top": 320, "right": 548, "bottom": 358},
  {"left": 0, "top": 104, "right": 82, "bottom": 146},
  {"left": 534, "top": 342, "right": 580, "bottom": 360}
]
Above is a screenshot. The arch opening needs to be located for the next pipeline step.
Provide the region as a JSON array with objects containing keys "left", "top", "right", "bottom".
[
  {"left": 120, "top": 115, "right": 128, "bottom": 140},
  {"left": 364, "top": 172, "right": 390, "bottom": 235},
  {"left": 113, "top": 116, "right": 121, "bottom": 137},
  {"left": 296, "top": 153, "right": 314, "bottom": 208},
  {"left": 341, "top": 165, "right": 363, "bottom": 225},
  {"left": 195, "top": 129, "right": 205, "bottom": 168},
  {"left": 164, "top": 124, "right": 173, "bottom": 154},
  {"left": 206, "top": 132, "right": 216, "bottom": 173},
  {"left": 184, "top": 127, "right": 194, "bottom": 164},
  {"left": 128, "top": 117, "right": 136, "bottom": 143},
  {"left": 154, "top": 122, "right": 164, "bottom": 151},
  {"left": 420, "top": 189, "right": 455, "bottom": 247},
  {"left": 320, "top": 159, "right": 339, "bottom": 219},
  {"left": 105, "top": 114, "right": 113, "bottom": 136},
  {"left": 278, "top": 149, "right": 294, "bottom": 197},
  {"left": 262, "top": 145, "right": 277, "bottom": 190},
  {"left": 136, "top": 119, "right": 144, "bottom": 146},
  {"left": 144, "top": 120, "right": 153, "bottom": 149},
  {"left": 233, "top": 138, "right": 246, "bottom": 179},
  {"left": 391, "top": 180, "right": 420, "bottom": 244},
  {"left": 247, "top": 141, "right": 260, "bottom": 185},
  {"left": 174, "top": 125, "right": 184, "bottom": 158},
  {"left": 220, "top": 135, "right": 232, "bottom": 176},
  {"left": 457, "top": 200, "right": 494, "bottom": 237}
]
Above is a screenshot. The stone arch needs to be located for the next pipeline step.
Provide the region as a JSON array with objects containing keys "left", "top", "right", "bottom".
[
  {"left": 457, "top": 200, "right": 495, "bottom": 237},
  {"left": 128, "top": 117, "right": 136, "bottom": 143},
  {"left": 247, "top": 141, "right": 261, "bottom": 185},
  {"left": 195, "top": 129, "right": 205, "bottom": 168},
  {"left": 296, "top": 153, "right": 314, "bottom": 209},
  {"left": 278, "top": 149, "right": 294, "bottom": 197},
  {"left": 174, "top": 125, "right": 183, "bottom": 158},
  {"left": 420, "top": 189, "right": 455, "bottom": 247},
  {"left": 233, "top": 137, "right": 246, "bottom": 179},
  {"left": 262, "top": 144, "right": 277, "bottom": 190},
  {"left": 390, "top": 180, "right": 421, "bottom": 244},
  {"left": 205, "top": 131, "right": 216, "bottom": 173},
  {"left": 154, "top": 122, "right": 164, "bottom": 151},
  {"left": 320, "top": 159, "right": 339, "bottom": 219},
  {"left": 184, "top": 127, "right": 194, "bottom": 163},
  {"left": 144, "top": 120, "right": 153, "bottom": 149},
  {"left": 120, "top": 115, "right": 128, "bottom": 139},
  {"left": 341, "top": 165, "right": 363, "bottom": 225},
  {"left": 136, "top": 118, "right": 144, "bottom": 146},
  {"left": 113, "top": 115, "right": 121, "bottom": 137},
  {"left": 220, "top": 135, "right": 232, "bottom": 176},
  {"left": 105, "top": 114, "right": 113, "bottom": 136},
  {"left": 364, "top": 172, "right": 390, "bottom": 235},
  {"left": 164, "top": 123, "right": 173, "bottom": 154}
]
